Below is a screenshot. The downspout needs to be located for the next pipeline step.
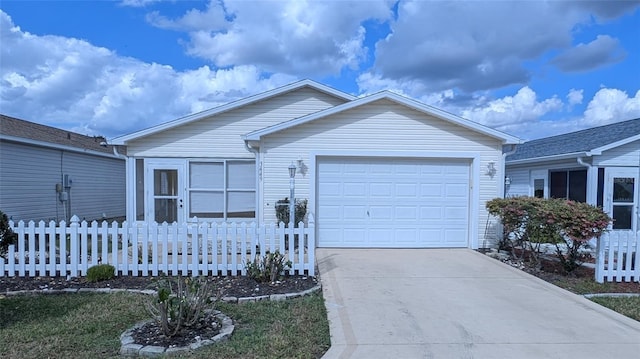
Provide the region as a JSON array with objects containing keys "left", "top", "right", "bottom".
[
  {"left": 501, "top": 144, "right": 518, "bottom": 198},
  {"left": 576, "top": 156, "right": 595, "bottom": 205},
  {"left": 244, "top": 141, "right": 261, "bottom": 224}
]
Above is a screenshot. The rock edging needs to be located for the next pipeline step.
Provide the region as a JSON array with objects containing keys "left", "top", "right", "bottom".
[
  {"left": 119, "top": 310, "right": 234, "bottom": 357},
  {"left": 2, "top": 283, "right": 322, "bottom": 302}
]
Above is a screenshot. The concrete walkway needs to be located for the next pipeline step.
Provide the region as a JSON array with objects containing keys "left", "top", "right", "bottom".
[{"left": 318, "top": 249, "right": 640, "bottom": 359}]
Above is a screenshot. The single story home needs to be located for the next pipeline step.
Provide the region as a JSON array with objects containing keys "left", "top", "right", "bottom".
[
  {"left": 0, "top": 114, "right": 126, "bottom": 223},
  {"left": 110, "top": 80, "right": 521, "bottom": 249},
  {"left": 505, "top": 118, "right": 640, "bottom": 232}
]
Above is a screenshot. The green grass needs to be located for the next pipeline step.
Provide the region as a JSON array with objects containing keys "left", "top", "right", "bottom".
[
  {"left": 589, "top": 296, "right": 640, "bottom": 322},
  {"left": 0, "top": 292, "right": 330, "bottom": 359}
]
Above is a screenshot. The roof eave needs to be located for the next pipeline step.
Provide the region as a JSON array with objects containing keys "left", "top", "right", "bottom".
[
  {"left": 588, "top": 133, "right": 640, "bottom": 155},
  {"left": 0, "top": 134, "right": 123, "bottom": 159},
  {"left": 506, "top": 152, "right": 588, "bottom": 165}
]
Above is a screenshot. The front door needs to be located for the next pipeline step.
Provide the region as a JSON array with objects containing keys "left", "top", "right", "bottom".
[
  {"left": 146, "top": 160, "right": 186, "bottom": 223},
  {"left": 604, "top": 168, "right": 639, "bottom": 231}
]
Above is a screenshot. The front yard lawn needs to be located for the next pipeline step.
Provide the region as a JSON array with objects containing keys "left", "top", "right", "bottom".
[{"left": 0, "top": 292, "right": 330, "bottom": 358}]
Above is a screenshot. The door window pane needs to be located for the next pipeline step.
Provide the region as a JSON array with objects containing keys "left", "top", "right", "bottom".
[
  {"left": 533, "top": 179, "right": 544, "bottom": 198},
  {"left": 612, "top": 205, "right": 633, "bottom": 230},
  {"left": 613, "top": 178, "right": 634, "bottom": 202},
  {"left": 154, "top": 170, "right": 178, "bottom": 196},
  {"left": 155, "top": 199, "right": 177, "bottom": 223}
]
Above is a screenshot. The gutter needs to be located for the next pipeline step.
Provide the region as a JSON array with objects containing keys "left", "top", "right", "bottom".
[{"left": 244, "top": 140, "right": 262, "bottom": 223}]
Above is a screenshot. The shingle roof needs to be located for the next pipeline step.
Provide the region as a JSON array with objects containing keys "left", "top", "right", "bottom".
[
  {"left": 506, "top": 118, "right": 640, "bottom": 162},
  {"left": 0, "top": 114, "right": 119, "bottom": 155}
]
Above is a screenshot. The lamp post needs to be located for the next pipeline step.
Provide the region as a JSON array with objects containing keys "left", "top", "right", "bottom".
[{"left": 288, "top": 162, "right": 296, "bottom": 229}]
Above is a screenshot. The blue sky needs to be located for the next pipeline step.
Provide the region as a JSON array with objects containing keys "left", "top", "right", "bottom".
[{"left": 1, "top": 0, "right": 639, "bottom": 140}]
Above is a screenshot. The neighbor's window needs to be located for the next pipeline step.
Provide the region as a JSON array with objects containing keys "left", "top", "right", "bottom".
[
  {"left": 550, "top": 169, "right": 587, "bottom": 202},
  {"left": 188, "top": 160, "right": 255, "bottom": 219},
  {"left": 533, "top": 179, "right": 545, "bottom": 198},
  {"left": 612, "top": 177, "right": 635, "bottom": 230}
]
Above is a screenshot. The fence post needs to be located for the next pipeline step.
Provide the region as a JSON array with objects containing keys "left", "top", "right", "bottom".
[
  {"left": 69, "top": 215, "right": 80, "bottom": 277},
  {"left": 308, "top": 213, "right": 315, "bottom": 276},
  {"left": 595, "top": 234, "right": 604, "bottom": 283}
]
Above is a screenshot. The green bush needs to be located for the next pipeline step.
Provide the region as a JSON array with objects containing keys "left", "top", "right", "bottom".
[
  {"left": 246, "top": 251, "right": 292, "bottom": 282},
  {"left": 86, "top": 264, "right": 116, "bottom": 282},
  {"left": 275, "top": 198, "right": 308, "bottom": 225},
  {"left": 146, "top": 276, "right": 218, "bottom": 337},
  {"left": 487, "top": 197, "right": 610, "bottom": 272},
  {"left": 0, "top": 210, "right": 17, "bottom": 259}
]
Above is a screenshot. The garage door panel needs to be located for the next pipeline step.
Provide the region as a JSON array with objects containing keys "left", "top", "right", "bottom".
[
  {"left": 344, "top": 205, "right": 367, "bottom": 220},
  {"left": 396, "top": 183, "right": 418, "bottom": 197},
  {"left": 318, "top": 157, "right": 469, "bottom": 248}
]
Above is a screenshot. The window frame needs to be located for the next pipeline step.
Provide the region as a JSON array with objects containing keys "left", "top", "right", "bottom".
[
  {"left": 187, "top": 159, "right": 256, "bottom": 221},
  {"left": 549, "top": 169, "right": 587, "bottom": 202}
]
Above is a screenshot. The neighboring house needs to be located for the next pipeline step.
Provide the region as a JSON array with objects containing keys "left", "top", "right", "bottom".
[
  {"left": 505, "top": 118, "right": 640, "bottom": 232},
  {"left": 0, "top": 114, "right": 126, "bottom": 223},
  {"left": 111, "top": 80, "right": 521, "bottom": 249}
]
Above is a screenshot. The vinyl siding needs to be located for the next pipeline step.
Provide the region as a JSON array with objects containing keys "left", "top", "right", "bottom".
[
  {"left": 259, "top": 99, "right": 504, "bottom": 247},
  {"left": 126, "top": 88, "right": 347, "bottom": 157},
  {"left": 593, "top": 140, "right": 640, "bottom": 167},
  {"left": 0, "top": 140, "right": 125, "bottom": 222}
]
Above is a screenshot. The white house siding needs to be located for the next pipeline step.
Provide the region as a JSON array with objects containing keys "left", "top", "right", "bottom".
[
  {"left": 0, "top": 140, "right": 125, "bottom": 222},
  {"left": 593, "top": 140, "right": 640, "bottom": 167},
  {"left": 504, "top": 166, "right": 530, "bottom": 197},
  {"left": 126, "top": 87, "right": 347, "bottom": 157},
  {"left": 259, "top": 99, "right": 504, "bottom": 247}
]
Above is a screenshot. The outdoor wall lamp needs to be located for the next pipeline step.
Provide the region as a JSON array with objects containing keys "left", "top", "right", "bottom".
[
  {"left": 504, "top": 176, "right": 512, "bottom": 186},
  {"left": 486, "top": 161, "right": 496, "bottom": 177}
]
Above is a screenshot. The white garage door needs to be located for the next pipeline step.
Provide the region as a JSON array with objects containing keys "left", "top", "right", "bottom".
[{"left": 317, "top": 157, "right": 470, "bottom": 248}]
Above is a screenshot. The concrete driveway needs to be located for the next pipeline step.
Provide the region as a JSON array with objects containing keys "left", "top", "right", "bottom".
[{"left": 318, "top": 248, "right": 640, "bottom": 359}]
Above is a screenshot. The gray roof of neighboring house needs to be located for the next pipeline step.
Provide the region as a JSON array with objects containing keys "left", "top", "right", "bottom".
[
  {"left": 0, "top": 114, "right": 119, "bottom": 155},
  {"left": 506, "top": 118, "right": 640, "bottom": 162}
]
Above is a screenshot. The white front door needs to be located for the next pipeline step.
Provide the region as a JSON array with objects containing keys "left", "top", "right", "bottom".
[
  {"left": 604, "top": 168, "right": 639, "bottom": 231},
  {"left": 146, "top": 160, "right": 186, "bottom": 223}
]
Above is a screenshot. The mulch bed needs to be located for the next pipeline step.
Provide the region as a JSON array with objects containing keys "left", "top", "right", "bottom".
[
  {"left": 499, "top": 254, "right": 640, "bottom": 293},
  {"left": 0, "top": 274, "right": 319, "bottom": 298}
]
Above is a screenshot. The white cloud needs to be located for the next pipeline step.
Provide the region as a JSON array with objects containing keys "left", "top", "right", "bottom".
[
  {"left": 119, "top": 0, "right": 162, "bottom": 8},
  {"left": 147, "top": 0, "right": 394, "bottom": 76},
  {"left": 461, "top": 87, "right": 563, "bottom": 128},
  {"left": 567, "top": 89, "right": 584, "bottom": 107},
  {"left": 0, "top": 10, "right": 294, "bottom": 138},
  {"left": 583, "top": 88, "right": 640, "bottom": 126}
]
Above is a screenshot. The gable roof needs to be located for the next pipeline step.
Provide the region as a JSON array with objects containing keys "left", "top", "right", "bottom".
[
  {"left": 0, "top": 114, "right": 120, "bottom": 156},
  {"left": 110, "top": 79, "right": 355, "bottom": 145},
  {"left": 244, "top": 90, "right": 522, "bottom": 144},
  {"left": 506, "top": 118, "right": 640, "bottom": 163}
]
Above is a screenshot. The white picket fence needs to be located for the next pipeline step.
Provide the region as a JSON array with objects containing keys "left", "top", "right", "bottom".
[
  {"left": 1, "top": 215, "right": 315, "bottom": 278},
  {"left": 595, "top": 230, "right": 639, "bottom": 283}
]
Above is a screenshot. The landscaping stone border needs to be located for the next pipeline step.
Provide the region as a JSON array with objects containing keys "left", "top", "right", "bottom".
[
  {"left": 2, "top": 284, "right": 322, "bottom": 302},
  {"left": 119, "top": 310, "right": 234, "bottom": 357}
]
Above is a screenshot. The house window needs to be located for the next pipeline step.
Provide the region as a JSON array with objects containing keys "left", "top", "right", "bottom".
[
  {"left": 188, "top": 160, "right": 255, "bottom": 219},
  {"left": 550, "top": 169, "right": 587, "bottom": 202}
]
